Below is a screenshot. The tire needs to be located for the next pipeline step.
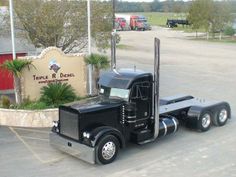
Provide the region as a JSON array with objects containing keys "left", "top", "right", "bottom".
[
  {"left": 198, "top": 111, "right": 212, "bottom": 132},
  {"left": 212, "top": 106, "right": 229, "bottom": 126},
  {"left": 96, "top": 135, "right": 119, "bottom": 164}
]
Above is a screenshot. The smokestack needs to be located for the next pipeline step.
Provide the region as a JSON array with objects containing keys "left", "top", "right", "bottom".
[{"left": 153, "top": 38, "right": 160, "bottom": 139}]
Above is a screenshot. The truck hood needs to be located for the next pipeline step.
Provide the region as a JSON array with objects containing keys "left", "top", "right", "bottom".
[
  {"left": 143, "top": 22, "right": 150, "bottom": 27},
  {"left": 68, "top": 97, "right": 124, "bottom": 114}
]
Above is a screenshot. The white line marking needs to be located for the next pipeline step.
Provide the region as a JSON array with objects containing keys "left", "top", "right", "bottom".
[
  {"left": 13, "top": 127, "right": 49, "bottom": 134},
  {"left": 9, "top": 127, "right": 65, "bottom": 164}
]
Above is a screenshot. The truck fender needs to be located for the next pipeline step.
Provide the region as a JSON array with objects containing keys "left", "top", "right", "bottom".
[
  {"left": 89, "top": 126, "right": 125, "bottom": 148},
  {"left": 186, "top": 102, "right": 231, "bottom": 129},
  {"left": 186, "top": 105, "right": 210, "bottom": 129}
]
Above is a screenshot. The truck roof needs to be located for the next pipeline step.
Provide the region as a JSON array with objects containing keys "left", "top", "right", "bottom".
[{"left": 98, "top": 69, "right": 152, "bottom": 89}]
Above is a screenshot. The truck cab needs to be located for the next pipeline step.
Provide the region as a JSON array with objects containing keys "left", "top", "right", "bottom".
[
  {"left": 130, "top": 15, "right": 150, "bottom": 31},
  {"left": 115, "top": 17, "right": 127, "bottom": 30}
]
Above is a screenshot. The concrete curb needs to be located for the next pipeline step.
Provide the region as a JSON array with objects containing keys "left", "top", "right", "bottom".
[{"left": 0, "top": 108, "right": 58, "bottom": 127}]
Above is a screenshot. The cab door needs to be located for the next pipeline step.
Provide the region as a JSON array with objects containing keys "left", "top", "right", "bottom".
[{"left": 130, "top": 81, "right": 152, "bottom": 126}]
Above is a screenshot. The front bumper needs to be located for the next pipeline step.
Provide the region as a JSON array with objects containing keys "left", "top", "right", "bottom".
[{"left": 49, "top": 132, "right": 95, "bottom": 164}]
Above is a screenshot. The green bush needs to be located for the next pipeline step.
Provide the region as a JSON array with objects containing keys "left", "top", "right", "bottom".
[
  {"left": 1, "top": 96, "right": 10, "bottom": 109},
  {"left": 40, "top": 82, "right": 77, "bottom": 106},
  {"left": 16, "top": 101, "right": 48, "bottom": 110},
  {"left": 224, "top": 26, "right": 235, "bottom": 36},
  {"left": 22, "top": 101, "right": 48, "bottom": 110}
]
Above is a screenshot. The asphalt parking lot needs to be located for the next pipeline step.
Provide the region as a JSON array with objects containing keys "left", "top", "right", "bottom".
[{"left": 1, "top": 27, "right": 236, "bottom": 177}]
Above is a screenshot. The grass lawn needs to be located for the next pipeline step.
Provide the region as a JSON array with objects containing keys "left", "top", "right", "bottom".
[
  {"left": 116, "top": 44, "right": 134, "bottom": 50},
  {"left": 131, "top": 12, "right": 186, "bottom": 26}
]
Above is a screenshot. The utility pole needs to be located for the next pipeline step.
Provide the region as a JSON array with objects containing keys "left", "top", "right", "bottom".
[
  {"left": 111, "top": 0, "right": 116, "bottom": 70},
  {"left": 9, "top": 0, "right": 18, "bottom": 103},
  {"left": 112, "top": 0, "right": 115, "bottom": 30},
  {"left": 9, "top": 0, "right": 16, "bottom": 60},
  {"left": 87, "top": 0, "right": 92, "bottom": 95}
]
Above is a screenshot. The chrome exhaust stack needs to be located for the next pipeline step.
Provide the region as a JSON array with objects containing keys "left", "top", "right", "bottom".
[
  {"left": 139, "top": 38, "right": 161, "bottom": 144},
  {"left": 153, "top": 38, "right": 160, "bottom": 139}
]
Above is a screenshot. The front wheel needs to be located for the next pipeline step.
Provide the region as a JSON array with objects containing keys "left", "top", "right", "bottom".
[{"left": 96, "top": 135, "right": 119, "bottom": 164}]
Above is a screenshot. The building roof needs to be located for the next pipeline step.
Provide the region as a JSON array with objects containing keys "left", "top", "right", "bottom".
[
  {"left": 0, "top": 36, "right": 36, "bottom": 55},
  {"left": 0, "top": 6, "right": 36, "bottom": 55}
]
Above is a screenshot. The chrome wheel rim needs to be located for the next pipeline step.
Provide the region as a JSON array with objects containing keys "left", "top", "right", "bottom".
[
  {"left": 202, "top": 113, "right": 211, "bottom": 128},
  {"left": 219, "top": 109, "right": 228, "bottom": 123},
  {"left": 102, "top": 141, "right": 116, "bottom": 160}
]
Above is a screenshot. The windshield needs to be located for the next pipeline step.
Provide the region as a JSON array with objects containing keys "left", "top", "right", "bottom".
[
  {"left": 99, "top": 86, "right": 129, "bottom": 101},
  {"left": 138, "top": 19, "right": 147, "bottom": 22}
]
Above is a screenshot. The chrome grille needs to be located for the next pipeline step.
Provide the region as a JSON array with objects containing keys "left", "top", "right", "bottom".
[{"left": 59, "top": 109, "right": 79, "bottom": 140}]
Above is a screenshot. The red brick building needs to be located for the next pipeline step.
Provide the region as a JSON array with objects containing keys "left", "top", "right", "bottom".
[{"left": 0, "top": 37, "right": 36, "bottom": 94}]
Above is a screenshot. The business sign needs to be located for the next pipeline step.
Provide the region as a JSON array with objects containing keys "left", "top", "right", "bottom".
[
  {"left": 20, "top": 47, "right": 87, "bottom": 100},
  {"left": 32, "top": 59, "right": 76, "bottom": 84}
]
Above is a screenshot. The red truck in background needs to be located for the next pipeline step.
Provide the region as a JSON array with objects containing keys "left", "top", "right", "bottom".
[
  {"left": 115, "top": 14, "right": 151, "bottom": 31},
  {"left": 115, "top": 17, "right": 127, "bottom": 31}
]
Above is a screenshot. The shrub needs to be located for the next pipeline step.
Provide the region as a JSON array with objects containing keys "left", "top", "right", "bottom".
[
  {"left": 224, "top": 26, "right": 235, "bottom": 36},
  {"left": 1, "top": 95, "right": 10, "bottom": 109},
  {"left": 15, "top": 97, "right": 49, "bottom": 110},
  {"left": 21, "top": 101, "right": 48, "bottom": 110},
  {"left": 0, "top": 59, "right": 35, "bottom": 104},
  {"left": 40, "top": 82, "right": 76, "bottom": 106}
]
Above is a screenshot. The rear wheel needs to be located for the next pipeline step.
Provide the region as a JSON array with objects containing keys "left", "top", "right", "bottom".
[
  {"left": 213, "top": 106, "right": 229, "bottom": 126},
  {"left": 96, "top": 135, "right": 119, "bottom": 164},
  {"left": 198, "top": 111, "right": 212, "bottom": 132}
]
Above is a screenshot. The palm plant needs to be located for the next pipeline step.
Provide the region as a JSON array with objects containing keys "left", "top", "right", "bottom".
[
  {"left": 84, "top": 53, "right": 110, "bottom": 94},
  {"left": 0, "top": 59, "right": 35, "bottom": 104},
  {"left": 40, "top": 82, "right": 76, "bottom": 106}
]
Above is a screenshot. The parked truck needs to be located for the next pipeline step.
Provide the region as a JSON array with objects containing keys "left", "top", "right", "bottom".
[
  {"left": 50, "top": 36, "right": 231, "bottom": 165},
  {"left": 116, "top": 14, "right": 151, "bottom": 31},
  {"left": 166, "top": 19, "right": 190, "bottom": 28},
  {"left": 115, "top": 17, "right": 127, "bottom": 31}
]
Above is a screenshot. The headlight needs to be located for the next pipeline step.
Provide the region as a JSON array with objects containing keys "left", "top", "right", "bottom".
[
  {"left": 83, "top": 132, "right": 90, "bottom": 139},
  {"left": 52, "top": 121, "right": 58, "bottom": 127}
]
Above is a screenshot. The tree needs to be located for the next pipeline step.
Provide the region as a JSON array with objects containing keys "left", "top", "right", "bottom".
[
  {"left": 188, "top": 0, "right": 216, "bottom": 38},
  {"left": 0, "top": 59, "right": 35, "bottom": 104},
  {"left": 0, "top": 0, "right": 8, "bottom": 6},
  {"left": 84, "top": 53, "right": 110, "bottom": 94},
  {"left": 187, "top": 0, "right": 205, "bottom": 37},
  {"left": 224, "top": 26, "right": 235, "bottom": 38},
  {"left": 208, "top": 1, "right": 232, "bottom": 39},
  {"left": 150, "top": 0, "right": 162, "bottom": 12},
  {"left": 2, "top": 0, "right": 113, "bottom": 53},
  {"left": 188, "top": 0, "right": 232, "bottom": 39},
  {"left": 91, "top": 1, "right": 113, "bottom": 52}
]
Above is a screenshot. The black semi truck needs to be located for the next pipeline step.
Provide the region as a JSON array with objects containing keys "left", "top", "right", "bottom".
[
  {"left": 50, "top": 38, "right": 231, "bottom": 164},
  {"left": 166, "top": 19, "right": 190, "bottom": 28}
]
